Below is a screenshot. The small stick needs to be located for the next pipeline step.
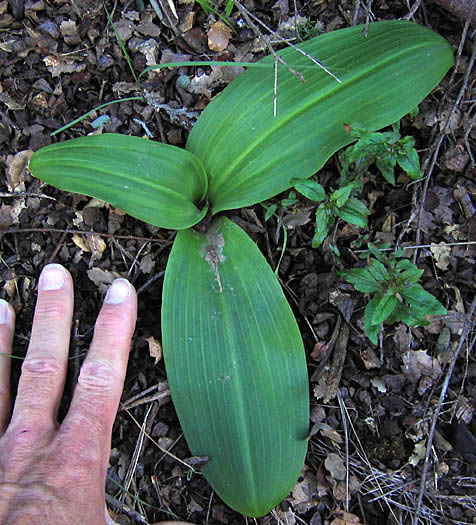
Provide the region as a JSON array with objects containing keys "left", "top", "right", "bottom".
[
  {"left": 234, "top": 1, "right": 305, "bottom": 83},
  {"left": 412, "top": 296, "right": 476, "bottom": 525},
  {"left": 1, "top": 226, "right": 167, "bottom": 244},
  {"left": 337, "top": 391, "right": 351, "bottom": 512},
  {"left": 404, "top": 0, "right": 422, "bottom": 21},
  {"left": 235, "top": 1, "right": 341, "bottom": 84},
  {"left": 413, "top": 32, "right": 476, "bottom": 261}
]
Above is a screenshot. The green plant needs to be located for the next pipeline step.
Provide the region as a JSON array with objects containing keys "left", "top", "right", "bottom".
[
  {"left": 339, "top": 122, "right": 423, "bottom": 186},
  {"left": 263, "top": 190, "right": 300, "bottom": 221},
  {"left": 293, "top": 178, "right": 369, "bottom": 250},
  {"left": 341, "top": 244, "right": 447, "bottom": 344},
  {"left": 29, "top": 21, "right": 453, "bottom": 517},
  {"left": 194, "top": 0, "right": 235, "bottom": 26},
  {"left": 295, "top": 19, "right": 324, "bottom": 41},
  {"left": 291, "top": 122, "right": 424, "bottom": 251}
]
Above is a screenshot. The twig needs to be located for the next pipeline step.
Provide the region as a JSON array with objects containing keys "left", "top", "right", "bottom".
[
  {"left": 121, "top": 403, "right": 155, "bottom": 499},
  {"left": 234, "top": 1, "right": 341, "bottom": 83},
  {"left": 47, "top": 231, "right": 68, "bottom": 264},
  {"left": 120, "top": 384, "right": 170, "bottom": 410},
  {"left": 328, "top": 410, "right": 401, "bottom": 523},
  {"left": 233, "top": 1, "right": 304, "bottom": 83},
  {"left": 464, "top": 105, "right": 476, "bottom": 166},
  {"left": 105, "top": 493, "right": 148, "bottom": 524},
  {"left": 136, "top": 271, "right": 165, "bottom": 295},
  {"left": 414, "top": 23, "right": 476, "bottom": 260},
  {"left": 1, "top": 227, "right": 167, "bottom": 244},
  {"left": 352, "top": 0, "right": 362, "bottom": 26},
  {"left": 122, "top": 404, "right": 196, "bottom": 472},
  {"left": 352, "top": 1, "right": 374, "bottom": 34},
  {"left": 0, "top": 191, "right": 56, "bottom": 200},
  {"left": 323, "top": 322, "right": 349, "bottom": 403},
  {"left": 411, "top": 296, "right": 476, "bottom": 525},
  {"left": 404, "top": 0, "right": 423, "bottom": 20},
  {"left": 355, "top": 240, "right": 476, "bottom": 254},
  {"left": 337, "top": 391, "right": 351, "bottom": 512}
]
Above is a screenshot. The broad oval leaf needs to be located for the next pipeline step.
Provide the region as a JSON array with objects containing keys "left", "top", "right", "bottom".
[
  {"left": 29, "top": 134, "right": 209, "bottom": 230},
  {"left": 162, "top": 217, "right": 309, "bottom": 517},
  {"left": 186, "top": 20, "right": 453, "bottom": 213}
]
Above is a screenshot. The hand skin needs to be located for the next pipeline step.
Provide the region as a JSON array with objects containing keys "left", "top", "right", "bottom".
[{"left": 0, "top": 264, "right": 138, "bottom": 525}]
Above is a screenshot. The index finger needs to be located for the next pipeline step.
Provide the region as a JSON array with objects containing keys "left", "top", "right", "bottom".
[
  {"left": 60, "top": 278, "right": 137, "bottom": 451},
  {"left": 0, "top": 300, "right": 15, "bottom": 433}
]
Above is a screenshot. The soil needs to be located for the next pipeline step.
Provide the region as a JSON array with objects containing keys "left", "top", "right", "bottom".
[{"left": 1, "top": 1, "right": 476, "bottom": 524}]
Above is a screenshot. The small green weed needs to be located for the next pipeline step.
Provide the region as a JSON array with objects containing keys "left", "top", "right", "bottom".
[
  {"left": 290, "top": 121, "right": 445, "bottom": 343},
  {"left": 289, "top": 121, "right": 423, "bottom": 251},
  {"left": 341, "top": 243, "right": 447, "bottom": 344},
  {"left": 263, "top": 190, "right": 299, "bottom": 221},
  {"left": 292, "top": 178, "right": 369, "bottom": 250},
  {"left": 339, "top": 121, "right": 422, "bottom": 186},
  {"left": 194, "top": 0, "right": 235, "bottom": 28},
  {"left": 295, "top": 19, "right": 324, "bottom": 41}
]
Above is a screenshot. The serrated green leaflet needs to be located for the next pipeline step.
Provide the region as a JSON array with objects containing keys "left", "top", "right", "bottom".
[
  {"left": 401, "top": 284, "right": 448, "bottom": 314},
  {"left": 372, "top": 291, "right": 397, "bottom": 325},
  {"left": 186, "top": 20, "right": 453, "bottom": 213},
  {"left": 162, "top": 217, "right": 309, "bottom": 517},
  {"left": 342, "top": 267, "right": 380, "bottom": 293},
  {"left": 337, "top": 198, "right": 369, "bottom": 228},
  {"left": 29, "top": 134, "right": 208, "bottom": 230},
  {"left": 294, "top": 180, "right": 326, "bottom": 202},
  {"left": 364, "top": 295, "right": 381, "bottom": 344}
]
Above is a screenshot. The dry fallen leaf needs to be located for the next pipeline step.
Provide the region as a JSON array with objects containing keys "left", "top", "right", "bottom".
[
  {"left": 408, "top": 440, "right": 426, "bottom": 466},
  {"left": 331, "top": 510, "right": 362, "bottom": 525},
  {"left": 289, "top": 466, "right": 317, "bottom": 513},
  {"left": 370, "top": 376, "right": 387, "bottom": 393},
  {"left": 43, "top": 55, "right": 86, "bottom": 77},
  {"left": 360, "top": 347, "right": 381, "bottom": 369},
  {"left": 0, "top": 92, "right": 26, "bottom": 110},
  {"left": 402, "top": 350, "right": 442, "bottom": 383},
  {"left": 325, "top": 452, "right": 346, "bottom": 481},
  {"left": 207, "top": 21, "right": 232, "bottom": 52},
  {"left": 283, "top": 207, "right": 313, "bottom": 228},
  {"left": 72, "top": 233, "right": 89, "bottom": 252},
  {"left": 140, "top": 253, "right": 155, "bottom": 274},
  {"left": 430, "top": 242, "right": 451, "bottom": 271},
  {"left": 274, "top": 508, "right": 297, "bottom": 525},
  {"left": 7, "top": 149, "right": 32, "bottom": 191},
  {"left": 87, "top": 234, "right": 107, "bottom": 263},
  {"left": 333, "top": 475, "right": 360, "bottom": 502},
  {"left": 453, "top": 184, "right": 475, "bottom": 218},
  {"left": 310, "top": 422, "right": 343, "bottom": 444},
  {"left": 147, "top": 336, "right": 163, "bottom": 365},
  {"left": 179, "top": 10, "right": 195, "bottom": 33},
  {"left": 87, "top": 267, "right": 119, "bottom": 293},
  {"left": 445, "top": 146, "right": 469, "bottom": 173}
]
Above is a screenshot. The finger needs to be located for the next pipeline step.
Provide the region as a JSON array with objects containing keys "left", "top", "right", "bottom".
[
  {"left": 61, "top": 278, "right": 137, "bottom": 455},
  {"left": 0, "top": 299, "right": 15, "bottom": 434},
  {"left": 10, "top": 264, "right": 74, "bottom": 429}
]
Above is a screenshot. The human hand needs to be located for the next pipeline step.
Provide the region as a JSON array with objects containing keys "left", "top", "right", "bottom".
[{"left": 0, "top": 264, "right": 137, "bottom": 524}]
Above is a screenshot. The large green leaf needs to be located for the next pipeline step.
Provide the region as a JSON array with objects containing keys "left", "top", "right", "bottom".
[
  {"left": 162, "top": 217, "right": 309, "bottom": 517},
  {"left": 29, "top": 134, "right": 208, "bottom": 230},
  {"left": 186, "top": 20, "right": 453, "bottom": 213}
]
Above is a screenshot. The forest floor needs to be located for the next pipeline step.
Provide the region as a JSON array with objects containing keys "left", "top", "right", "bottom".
[{"left": 1, "top": 0, "right": 476, "bottom": 524}]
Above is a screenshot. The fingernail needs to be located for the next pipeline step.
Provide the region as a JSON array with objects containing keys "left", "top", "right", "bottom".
[
  {"left": 105, "top": 279, "right": 132, "bottom": 305},
  {"left": 39, "top": 264, "right": 67, "bottom": 291},
  {"left": 0, "top": 299, "right": 11, "bottom": 325}
]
